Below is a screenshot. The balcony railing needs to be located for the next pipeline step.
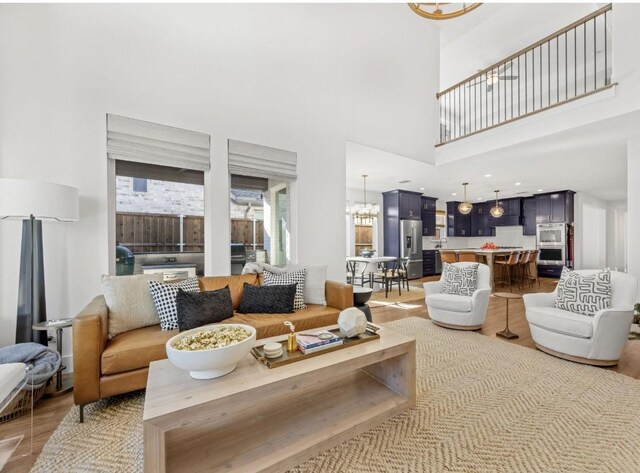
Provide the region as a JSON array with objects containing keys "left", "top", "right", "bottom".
[{"left": 437, "top": 4, "right": 614, "bottom": 146}]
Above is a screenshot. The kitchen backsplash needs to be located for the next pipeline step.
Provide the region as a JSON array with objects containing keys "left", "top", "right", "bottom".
[{"left": 423, "top": 226, "right": 536, "bottom": 250}]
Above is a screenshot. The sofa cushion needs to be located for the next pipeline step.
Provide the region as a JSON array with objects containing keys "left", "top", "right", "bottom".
[
  {"left": 102, "top": 325, "right": 176, "bottom": 375},
  {"left": 149, "top": 277, "right": 200, "bottom": 331},
  {"left": 176, "top": 287, "right": 234, "bottom": 331},
  {"left": 101, "top": 273, "right": 164, "bottom": 339},
  {"left": 237, "top": 283, "right": 297, "bottom": 314},
  {"left": 234, "top": 305, "right": 340, "bottom": 339},
  {"left": 199, "top": 274, "right": 260, "bottom": 310},
  {"left": 527, "top": 306, "right": 594, "bottom": 339},
  {"left": 263, "top": 269, "right": 307, "bottom": 310},
  {"left": 427, "top": 293, "right": 473, "bottom": 312},
  {"left": 555, "top": 267, "right": 611, "bottom": 317}
]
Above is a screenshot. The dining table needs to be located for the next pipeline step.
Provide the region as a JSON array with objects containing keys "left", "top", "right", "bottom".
[{"left": 346, "top": 256, "right": 398, "bottom": 286}]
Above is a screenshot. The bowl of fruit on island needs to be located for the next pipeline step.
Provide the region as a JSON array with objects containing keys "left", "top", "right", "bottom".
[
  {"left": 481, "top": 242, "right": 498, "bottom": 250},
  {"left": 166, "top": 324, "right": 257, "bottom": 379}
]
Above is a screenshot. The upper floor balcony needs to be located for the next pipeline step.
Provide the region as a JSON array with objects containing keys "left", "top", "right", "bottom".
[{"left": 437, "top": 4, "right": 614, "bottom": 146}]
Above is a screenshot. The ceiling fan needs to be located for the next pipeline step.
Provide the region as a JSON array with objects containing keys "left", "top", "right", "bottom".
[{"left": 468, "top": 63, "right": 518, "bottom": 93}]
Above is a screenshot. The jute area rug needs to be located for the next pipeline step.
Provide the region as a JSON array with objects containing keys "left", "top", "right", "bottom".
[
  {"left": 32, "top": 317, "right": 640, "bottom": 473},
  {"left": 369, "top": 286, "right": 425, "bottom": 306}
]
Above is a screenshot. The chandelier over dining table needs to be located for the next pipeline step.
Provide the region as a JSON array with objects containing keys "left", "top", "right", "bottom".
[{"left": 351, "top": 174, "right": 380, "bottom": 225}]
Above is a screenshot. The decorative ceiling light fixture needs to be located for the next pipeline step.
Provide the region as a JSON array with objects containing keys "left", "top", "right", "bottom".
[
  {"left": 490, "top": 190, "right": 504, "bottom": 218},
  {"left": 457, "top": 182, "right": 473, "bottom": 215},
  {"left": 408, "top": 2, "right": 482, "bottom": 21},
  {"left": 351, "top": 174, "right": 380, "bottom": 225}
]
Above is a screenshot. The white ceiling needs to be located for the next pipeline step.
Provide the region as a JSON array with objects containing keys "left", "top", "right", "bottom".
[{"left": 346, "top": 111, "right": 639, "bottom": 204}]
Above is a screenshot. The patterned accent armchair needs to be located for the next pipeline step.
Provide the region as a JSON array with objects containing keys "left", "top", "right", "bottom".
[
  {"left": 524, "top": 270, "right": 638, "bottom": 366},
  {"left": 423, "top": 263, "right": 491, "bottom": 330}
]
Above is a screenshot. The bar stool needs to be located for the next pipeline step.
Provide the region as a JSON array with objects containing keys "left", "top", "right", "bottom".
[
  {"left": 458, "top": 253, "right": 477, "bottom": 262},
  {"left": 527, "top": 250, "right": 541, "bottom": 287},
  {"left": 440, "top": 251, "right": 458, "bottom": 264},
  {"left": 494, "top": 251, "right": 521, "bottom": 292},
  {"left": 518, "top": 250, "right": 531, "bottom": 288}
]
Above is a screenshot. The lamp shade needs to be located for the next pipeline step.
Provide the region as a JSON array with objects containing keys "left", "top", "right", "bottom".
[{"left": 0, "top": 178, "right": 79, "bottom": 221}]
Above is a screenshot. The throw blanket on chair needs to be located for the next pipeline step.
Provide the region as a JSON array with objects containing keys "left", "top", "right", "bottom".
[{"left": 0, "top": 342, "right": 61, "bottom": 389}]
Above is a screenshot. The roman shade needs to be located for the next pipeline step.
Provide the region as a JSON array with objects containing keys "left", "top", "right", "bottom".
[
  {"left": 228, "top": 139, "right": 297, "bottom": 181},
  {"left": 107, "top": 114, "right": 211, "bottom": 172}
]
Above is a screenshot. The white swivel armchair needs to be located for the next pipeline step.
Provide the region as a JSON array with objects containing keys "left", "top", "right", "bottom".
[
  {"left": 524, "top": 270, "right": 638, "bottom": 366},
  {"left": 424, "top": 263, "right": 491, "bottom": 330}
]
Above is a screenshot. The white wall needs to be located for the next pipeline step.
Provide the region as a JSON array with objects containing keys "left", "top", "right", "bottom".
[
  {"left": 0, "top": 5, "right": 440, "bottom": 355},
  {"left": 628, "top": 140, "right": 640, "bottom": 292},
  {"left": 606, "top": 200, "right": 627, "bottom": 271},
  {"left": 574, "top": 192, "right": 608, "bottom": 270}
]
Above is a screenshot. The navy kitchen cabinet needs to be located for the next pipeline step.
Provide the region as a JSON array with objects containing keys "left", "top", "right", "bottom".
[
  {"left": 491, "top": 198, "right": 522, "bottom": 227},
  {"left": 422, "top": 250, "right": 436, "bottom": 277},
  {"left": 470, "top": 202, "right": 495, "bottom": 237},
  {"left": 447, "top": 201, "right": 470, "bottom": 237},
  {"left": 522, "top": 197, "right": 536, "bottom": 235},
  {"left": 536, "top": 191, "right": 575, "bottom": 224},
  {"left": 398, "top": 191, "right": 422, "bottom": 220},
  {"left": 421, "top": 196, "right": 438, "bottom": 236}
]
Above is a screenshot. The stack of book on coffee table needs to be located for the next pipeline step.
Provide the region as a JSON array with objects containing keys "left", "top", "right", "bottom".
[{"left": 297, "top": 330, "right": 343, "bottom": 354}]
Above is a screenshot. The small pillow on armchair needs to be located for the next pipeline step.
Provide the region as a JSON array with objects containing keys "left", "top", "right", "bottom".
[
  {"left": 440, "top": 263, "right": 479, "bottom": 296},
  {"left": 555, "top": 267, "right": 611, "bottom": 317}
]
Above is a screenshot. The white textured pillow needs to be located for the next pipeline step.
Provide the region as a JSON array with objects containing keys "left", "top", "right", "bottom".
[
  {"left": 440, "top": 263, "right": 479, "bottom": 296},
  {"left": 555, "top": 267, "right": 611, "bottom": 317},
  {"left": 101, "top": 274, "right": 163, "bottom": 339},
  {"left": 263, "top": 269, "right": 307, "bottom": 310}
]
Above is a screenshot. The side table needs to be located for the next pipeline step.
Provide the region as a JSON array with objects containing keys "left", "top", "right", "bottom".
[
  {"left": 352, "top": 287, "right": 374, "bottom": 322},
  {"left": 493, "top": 292, "right": 522, "bottom": 340},
  {"left": 32, "top": 319, "right": 74, "bottom": 397}
]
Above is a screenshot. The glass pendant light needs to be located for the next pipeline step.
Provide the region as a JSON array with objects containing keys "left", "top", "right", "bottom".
[
  {"left": 490, "top": 190, "right": 504, "bottom": 218},
  {"left": 457, "top": 182, "right": 473, "bottom": 215}
]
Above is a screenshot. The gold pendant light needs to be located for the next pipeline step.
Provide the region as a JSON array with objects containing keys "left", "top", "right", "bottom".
[
  {"left": 490, "top": 190, "right": 504, "bottom": 218},
  {"left": 351, "top": 174, "right": 380, "bottom": 225},
  {"left": 408, "top": 3, "right": 482, "bottom": 21},
  {"left": 457, "top": 182, "right": 473, "bottom": 215}
]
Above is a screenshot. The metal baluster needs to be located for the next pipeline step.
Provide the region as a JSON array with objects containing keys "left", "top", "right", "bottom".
[
  {"left": 605, "top": 11, "right": 608, "bottom": 85},
  {"left": 480, "top": 75, "right": 483, "bottom": 130},
  {"left": 518, "top": 55, "right": 521, "bottom": 116},
  {"left": 525, "top": 52, "right": 528, "bottom": 113},
  {"left": 510, "top": 60, "right": 513, "bottom": 119},
  {"left": 540, "top": 45, "right": 543, "bottom": 109},
  {"left": 557, "top": 37, "right": 560, "bottom": 103},
  {"left": 566, "top": 32, "right": 568, "bottom": 100},
  {"left": 574, "top": 28, "right": 577, "bottom": 98},
  {"left": 532, "top": 50, "right": 535, "bottom": 112},
  {"left": 548, "top": 41, "right": 551, "bottom": 107},
  {"left": 584, "top": 22, "right": 587, "bottom": 94},
  {"left": 498, "top": 66, "right": 501, "bottom": 124},
  {"left": 594, "top": 17, "right": 597, "bottom": 90}
]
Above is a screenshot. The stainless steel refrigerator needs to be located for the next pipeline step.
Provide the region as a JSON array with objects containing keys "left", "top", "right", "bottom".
[{"left": 400, "top": 219, "right": 423, "bottom": 279}]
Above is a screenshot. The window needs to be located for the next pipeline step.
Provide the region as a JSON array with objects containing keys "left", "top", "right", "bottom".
[
  {"left": 230, "top": 174, "right": 291, "bottom": 273},
  {"left": 228, "top": 139, "right": 297, "bottom": 273},
  {"left": 114, "top": 161, "right": 205, "bottom": 276},
  {"left": 132, "top": 177, "right": 147, "bottom": 193}
]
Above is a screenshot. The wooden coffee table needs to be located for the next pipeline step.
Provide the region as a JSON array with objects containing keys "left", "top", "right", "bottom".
[{"left": 143, "top": 325, "right": 416, "bottom": 473}]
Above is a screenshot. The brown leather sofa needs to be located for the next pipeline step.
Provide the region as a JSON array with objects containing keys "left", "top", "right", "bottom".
[{"left": 72, "top": 273, "right": 353, "bottom": 421}]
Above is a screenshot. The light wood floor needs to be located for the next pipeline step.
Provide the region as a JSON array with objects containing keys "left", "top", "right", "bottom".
[{"left": 2, "top": 277, "right": 640, "bottom": 472}]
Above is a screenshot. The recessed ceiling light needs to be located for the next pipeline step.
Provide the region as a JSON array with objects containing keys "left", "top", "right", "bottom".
[
  {"left": 477, "top": 197, "right": 483, "bottom": 200},
  {"left": 515, "top": 182, "right": 522, "bottom": 186},
  {"left": 420, "top": 187, "right": 425, "bottom": 191},
  {"left": 484, "top": 174, "right": 492, "bottom": 178},
  {"left": 451, "top": 192, "right": 457, "bottom": 196},
  {"left": 537, "top": 189, "right": 543, "bottom": 192}
]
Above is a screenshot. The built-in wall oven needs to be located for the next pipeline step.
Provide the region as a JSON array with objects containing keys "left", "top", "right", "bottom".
[
  {"left": 538, "top": 246, "right": 566, "bottom": 266},
  {"left": 537, "top": 223, "right": 566, "bottom": 246},
  {"left": 537, "top": 223, "right": 567, "bottom": 266}
]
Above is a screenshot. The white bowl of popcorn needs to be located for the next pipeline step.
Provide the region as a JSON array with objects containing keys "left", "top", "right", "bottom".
[{"left": 166, "top": 324, "right": 257, "bottom": 379}]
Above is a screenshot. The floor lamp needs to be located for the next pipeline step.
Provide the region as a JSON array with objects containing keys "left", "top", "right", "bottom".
[{"left": 0, "top": 178, "right": 79, "bottom": 345}]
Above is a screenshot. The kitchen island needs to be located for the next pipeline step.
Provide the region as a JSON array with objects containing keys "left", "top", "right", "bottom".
[{"left": 439, "top": 249, "right": 537, "bottom": 291}]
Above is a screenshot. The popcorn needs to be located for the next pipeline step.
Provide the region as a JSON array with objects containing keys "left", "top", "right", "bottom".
[{"left": 172, "top": 327, "right": 251, "bottom": 351}]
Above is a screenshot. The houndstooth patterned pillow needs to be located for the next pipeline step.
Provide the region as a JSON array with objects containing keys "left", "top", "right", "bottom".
[
  {"left": 263, "top": 269, "right": 307, "bottom": 310},
  {"left": 555, "top": 267, "right": 611, "bottom": 317},
  {"left": 149, "top": 277, "right": 200, "bottom": 330},
  {"left": 440, "top": 263, "right": 479, "bottom": 297}
]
